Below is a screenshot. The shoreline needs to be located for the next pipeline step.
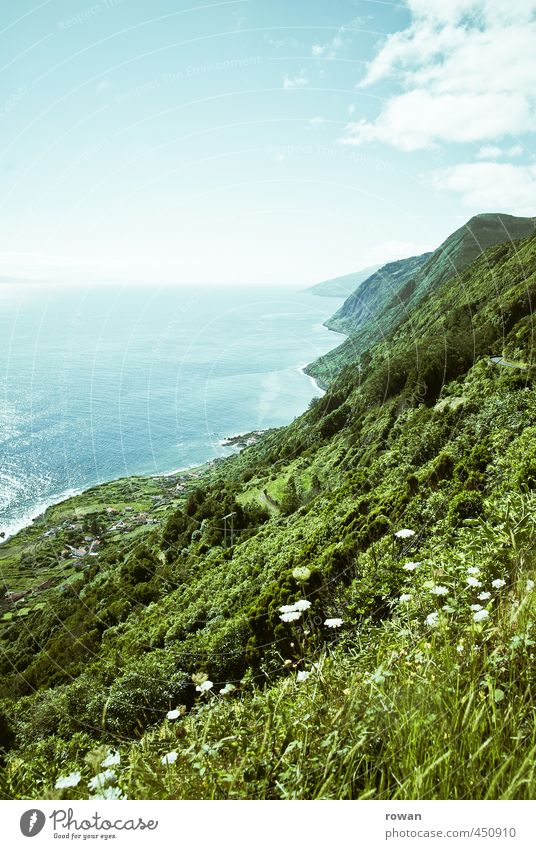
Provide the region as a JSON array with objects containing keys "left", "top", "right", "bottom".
[
  {"left": 1, "top": 316, "right": 345, "bottom": 547},
  {"left": 0, "top": 486, "right": 83, "bottom": 545},
  {"left": 298, "top": 364, "right": 326, "bottom": 395}
]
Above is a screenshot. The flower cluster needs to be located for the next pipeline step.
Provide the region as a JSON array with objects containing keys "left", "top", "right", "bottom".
[{"left": 279, "top": 598, "right": 311, "bottom": 622}]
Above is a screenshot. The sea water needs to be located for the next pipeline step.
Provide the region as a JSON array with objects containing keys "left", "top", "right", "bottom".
[{"left": 0, "top": 283, "right": 343, "bottom": 539}]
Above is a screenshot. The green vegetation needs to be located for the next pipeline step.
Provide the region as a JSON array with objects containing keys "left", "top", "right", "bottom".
[
  {"left": 308, "top": 213, "right": 536, "bottom": 385},
  {"left": 1, "top": 224, "right": 536, "bottom": 800}
]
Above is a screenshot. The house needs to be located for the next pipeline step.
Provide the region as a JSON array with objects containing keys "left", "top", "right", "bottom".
[
  {"left": 5, "top": 591, "right": 25, "bottom": 603},
  {"left": 66, "top": 545, "right": 87, "bottom": 557}
]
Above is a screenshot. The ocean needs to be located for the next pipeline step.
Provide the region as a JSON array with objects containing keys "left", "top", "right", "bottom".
[{"left": 0, "top": 284, "right": 343, "bottom": 540}]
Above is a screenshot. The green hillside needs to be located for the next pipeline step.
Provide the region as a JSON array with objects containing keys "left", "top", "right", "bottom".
[
  {"left": 306, "top": 264, "right": 380, "bottom": 297},
  {"left": 325, "top": 252, "right": 431, "bottom": 333},
  {"left": 1, "top": 227, "right": 536, "bottom": 800},
  {"left": 308, "top": 213, "right": 536, "bottom": 386}
]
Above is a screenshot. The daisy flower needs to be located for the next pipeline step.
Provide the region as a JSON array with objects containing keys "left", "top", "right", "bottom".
[
  {"left": 55, "top": 771, "right": 81, "bottom": 789},
  {"left": 297, "top": 670, "right": 311, "bottom": 682},
  {"left": 280, "top": 611, "right": 301, "bottom": 623},
  {"left": 473, "top": 609, "right": 490, "bottom": 623},
  {"left": 394, "top": 529, "right": 415, "bottom": 539},
  {"left": 101, "top": 751, "right": 120, "bottom": 768},
  {"left": 466, "top": 577, "right": 481, "bottom": 588}
]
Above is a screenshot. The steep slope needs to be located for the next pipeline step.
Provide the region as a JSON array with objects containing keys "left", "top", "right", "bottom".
[
  {"left": 306, "top": 264, "right": 379, "bottom": 297},
  {"left": 308, "top": 212, "right": 536, "bottom": 385},
  {"left": 325, "top": 252, "right": 431, "bottom": 333},
  {"left": 1, "top": 230, "right": 536, "bottom": 800}
]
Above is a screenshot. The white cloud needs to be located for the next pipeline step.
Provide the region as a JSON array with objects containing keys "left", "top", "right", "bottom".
[
  {"left": 311, "top": 18, "right": 364, "bottom": 60},
  {"left": 432, "top": 162, "right": 536, "bottom": 216},
  {"left": 317, "top": 33, "right": 344, "bottom": 58},
  {"left": 309, "top": 116, "right": 325, "bottom": 128},
  {"left": 283, "top": 70, "right": 309, "bottom": 89},
  {"left": 477, "top": 143, "right": 526, "bottom": 160},
  {"left": 343, "top": 0, "right": 536, "bottom": 149},
  {"left": 476, "top": 145, "right": 503, "bottom": 160},
  {"left": 507, "top": 144, "right": 524, "bottom": 157},
  {"left": 343, "top": 90, "right": 531, "bottom": 151},
  {"left": 360, "top": 239, "right": 433, "bottom": 266}
]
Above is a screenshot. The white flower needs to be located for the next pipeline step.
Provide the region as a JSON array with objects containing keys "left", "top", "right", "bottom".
[
  {"left": 283, "top": 611, "right": 302, "bottom": 623},
  {"left": 101, "top": 750, "right": 120, "bottom": 767},
  {"left": 466, "top": 577, "right": 481, "bottom": 587},
  {"left": 297, "top": 670, "right": 311, "bottom": 682},
  {"left": 92, "top": 786, "right": 126, "bottom": 800},
  {"left": 196, "top": 680, "right": 213, "bottom": 693},
  {"left": 470, "top": 604, "right": 483, "bottom": 611},
  {"left": 467, "top": 566, "right": 480, "bottom": 575},
  {"left": 166, "top": 709, "right": 181, "bottom": 720},
  {"left": 88, "top": 770, "right": 116, "bottom": 791},
  {"left": 478, "top": 592, "right": 491, "bottom": 601},
  {"left": 324, "top": 618, "right": 343, "bottom": 628},
  {"left": 394, "top": 528, "right": 415, "bottom": 539},
  {"left": 280, "top": 610, "right": 302, "bottom": 622},
  {"left": 219, "top": 683, "right": 236, "bottom": 695},
  {"left": 403, "top": 561, "right": 421, "bottom": 571},
  {"left": 526, "top": 579, "right": 535, "bottom": 592},
  {"left": 425, "top": 611, "right": 440, "bottom": 627},
  {"left": 431, "top": 585, "right": 448, "bottom": 596},
  {"left": 492, "top": 578, "right": 506, "bottom": 589},
  {"left": 456, "top": 644, "right": 464, "bottom": 653},
  {"left": 473, "top": 609, "right": 490, "bottom": 622},
  {"left": 292, "top": 566, "right": 311, "bottom": 581},
  {"left": 292, "top": 599, "right": 312, "bottom": 612},
  {"left": 279, "top": 604, "right": 297, "bottom": 614},
  {"left": 161, "top": 751, "right": 178, "bottom": 765},
  {"left": 399, "top": 594, "right": 412, "bottom": 602},
  {"left": 55, "top": 771, "right": 81, "bottom": 789}
]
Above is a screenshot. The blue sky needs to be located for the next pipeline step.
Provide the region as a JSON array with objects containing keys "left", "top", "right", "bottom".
[{"left": 0, "top": 0, "right": 534, "bottom": 285}]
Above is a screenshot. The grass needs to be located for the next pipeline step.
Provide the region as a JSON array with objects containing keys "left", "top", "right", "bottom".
[
  {"left": 3, "top": 492, "right": 535, "bottom": 801},
  {"left": 1, "top": 231, "right": 536, "bottom": 801}
]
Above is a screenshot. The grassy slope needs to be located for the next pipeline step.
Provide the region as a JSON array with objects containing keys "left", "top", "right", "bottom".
[
  {"left": 308, "top": 213, "right": 536, "bottom": 386},
  {"left": 1, "top": 231, "right": 536, "bottom": 799}
]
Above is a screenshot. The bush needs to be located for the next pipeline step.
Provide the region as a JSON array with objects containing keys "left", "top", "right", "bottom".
[
  {"left": 103, "top": 653, "right": 191, "bottom": 737},
  {"left": 447, "top": 491, "right": 484, "bottom": 526},
  {"left": 0, "top": 709, "right": 15, "bottom": 763}
]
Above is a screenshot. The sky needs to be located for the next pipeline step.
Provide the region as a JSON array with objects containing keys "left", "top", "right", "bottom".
[{"left": 0, "top": 0, "right": 534, "bottom": 286}]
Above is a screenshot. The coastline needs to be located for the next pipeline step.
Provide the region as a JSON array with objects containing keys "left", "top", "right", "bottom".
[
  {"left": 1, "top": 311, "right": 345, "bottom": 548},
  {"left": 298, "top": 364, "right": 326, "bottom": 395},
  {"left": 0, "top": 486, "right": 83, "bottom": 545}
]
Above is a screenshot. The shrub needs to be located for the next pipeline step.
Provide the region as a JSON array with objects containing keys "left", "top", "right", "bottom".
[
  {"left": 447, "top": 491, "right": 484, "bottom": 526},
  {"left": 103, "top": 654, "right": 191, "bottom": 737}
]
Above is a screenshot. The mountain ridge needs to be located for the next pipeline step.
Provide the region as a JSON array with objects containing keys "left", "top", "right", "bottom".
[
  {"left": 307, "top": 212, "right": 536, "bottom": 386},
  {"left": 1, "top": 223, "right": 536, "bottom": 800}
]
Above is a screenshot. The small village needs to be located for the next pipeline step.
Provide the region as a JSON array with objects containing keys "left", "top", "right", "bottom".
[{"left": 0, "top": 465, "right": 216, "bottom": 624}]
